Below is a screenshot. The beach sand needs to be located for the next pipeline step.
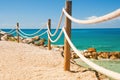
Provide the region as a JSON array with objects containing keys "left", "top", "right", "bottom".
[{"left": 0, "top": 41, "right": 109, "bottom": 80}]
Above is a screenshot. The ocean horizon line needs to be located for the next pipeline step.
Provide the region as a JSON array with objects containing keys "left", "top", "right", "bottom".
[{"left": 1, "top": 27, "right": 120, "bottom": 30}]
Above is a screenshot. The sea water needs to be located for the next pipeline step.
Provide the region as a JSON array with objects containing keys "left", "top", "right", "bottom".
[{"left": 2, "top": 28, "right": 120, "bottom": 52}]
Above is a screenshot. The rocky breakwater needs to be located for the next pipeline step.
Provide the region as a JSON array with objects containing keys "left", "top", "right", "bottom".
[
  {"left": 0, "top": 31, "right": 46, "bottom": 46},
  {"left": 72, "top": 48, "right": 120, "bottom": 60},
  {"left": 0, "top": 31, "right": 17, "bottom": 41}
]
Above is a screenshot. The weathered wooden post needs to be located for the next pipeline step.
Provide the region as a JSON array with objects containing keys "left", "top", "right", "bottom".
[
  {"left": 48, "top": 19, "right": 51, "bottom": 50},
  {"left": 64, "top": 0, "right": 72, "bottom": 71},
  {"left": 16, "top": 22, "right": 19, "bottom": 43}
]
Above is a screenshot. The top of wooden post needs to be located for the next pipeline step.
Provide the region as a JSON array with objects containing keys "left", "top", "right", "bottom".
[
  {"left": 65, "top": 0, "right": 72, "bottom": 15},
  {"left": 66, "top": 0, "right": 72, "bottom": 2},
  {"left": 48, "top": 19, "right": 51, "bottom": 26},
  {"left": 17, "top": 22, "right": 19, "bottom": 28}
]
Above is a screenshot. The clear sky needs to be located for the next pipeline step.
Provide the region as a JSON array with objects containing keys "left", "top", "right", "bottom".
[{"left": 0, "top": 0, "right": 120, "bottom": 29}]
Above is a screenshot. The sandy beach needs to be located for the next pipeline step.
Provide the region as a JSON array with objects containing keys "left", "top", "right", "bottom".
[{"left": 0, "top": 41, "right": 109, "bottom": 80}]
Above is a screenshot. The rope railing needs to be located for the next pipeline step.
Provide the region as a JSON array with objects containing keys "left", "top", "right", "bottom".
[
  {"left": 7, "top": 29, "right": 16, "bottom": 34},
  {"left": 18, "top": 23, "right": 47, "bottom": 36},
  {"left": 0, "top": 29, "right": 7, "bottom": 34},
  {"left": 45, "top": 5, "right": 120, "bottom": 80},
  {"left": 1, "top": 1, "right": 120, "bottom": 79},
  {"left": 18, "top": 31, "right": 32, "bottom": 38},
  {"left": 0, "top": 29, "right": 16, "bottom": 35},
  {"left": 0, "top": 28, "right": 16, "bottom": 34},
  {"left": 47, "top": 12, "right": 64, "bottom": 37},
  {"left": 18, "top": 30, "right": 47, "bottom": 38},
  {"left": 47, "top": 29, "right": 63, "bottom": 43},
  {"left": 9, "top": 30, "right": 16, "bottom": 35},
  {"left": 63, "top": 8, "right": 120, "bottom": 24},
  {"left": 0, "top": 25, "right": 17, "bottom": 34},
  {"left": 62, "top": 27, "right": 120, "bottom": 80}
]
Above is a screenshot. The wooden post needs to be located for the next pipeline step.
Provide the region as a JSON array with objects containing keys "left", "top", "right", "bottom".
[
  {"left": 16, "top": 22, "right": 19, "bottom": 43},
  {"left": 64, "top": 1, "right": 72, "bottom": 71},
  {"left": 48, "top": 19, "right": 51, "bottom": 50}
]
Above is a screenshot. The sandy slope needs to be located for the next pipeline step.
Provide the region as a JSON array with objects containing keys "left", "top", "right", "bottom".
[{"left": 0, "top": 41, "right": 108, "bottom": 80}]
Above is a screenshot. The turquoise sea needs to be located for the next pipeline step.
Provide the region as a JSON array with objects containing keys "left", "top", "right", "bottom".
[{"left": 3, "top": 28, "right": 120, "bottom": 52}]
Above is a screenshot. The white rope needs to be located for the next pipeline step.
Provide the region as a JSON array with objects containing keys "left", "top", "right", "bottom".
[
  {"left": 0, "top": 29, "right": 16, "bottom": 35},
  {"left": 47, "top": 12, "right": 64, "bottom": 37},
  {"left": 9, "top": 30, "right": 16, "bottom": 35},
  {"left": 62, "top": 27, "right": 120, "bottom": 80},
  {"left": 47, "top": 29, "right": 63, "bottom": 43},
  {"left": 38, "top": 30, "right": 47, "bottom": 37},
  {"left": 7, "top": 29, "right": 15, "bottom": 34},
  {"left": 18, "top": 31, "right": 33, "bottom": 38},
  {"left": 1, "top": 25, "right": 16, "bottom": 33},
  {"left": 18, "top": 30, "right": 47, "bottom": 38},
  {"left": 0, "top": 29, "right": 6, "bottom": 34},
  {"left": 18, "top": 23, "right": 47, "bottom": 36},
  {"left": 63, "top": 8, "right": 120, "bottom": 24},
  {"left": 0, "top": 28, "right": 15, "bottom": 34}
]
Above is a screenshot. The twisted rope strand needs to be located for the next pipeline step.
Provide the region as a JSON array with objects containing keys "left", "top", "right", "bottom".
[
  {"left": 18, "top": 31, "right": 33, "bottom": 38},
  {"left": 9, "top": 30, "right": 16, "bottom": 35},
  {"left": 38, "top": 30, "right": 47, "bottom": 37},
  {"left": 7, "top": 29, "right": 16, "bottom": 34},
  {"left": 63, "top": 8, "right": 120, "bottom": 24},
  {"left": 18, "top": 30, "right": 47, "bottom": 38},
  {"left": 47, "top": 29, "right": 63, "bottom": 43},
  {"left": 18, "top": 23, "right": 47, "bottom": 36},
  {"left": 47, "top": 12, "right": 64, "bottom": 37},
  {"left": 0, "top": 28, "right": 15, "bottom": 34}
]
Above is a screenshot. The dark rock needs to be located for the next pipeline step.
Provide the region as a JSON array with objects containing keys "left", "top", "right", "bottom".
[
  {"left": 1, "top": 34, "right": 8, "bottom": 41},
  {"left": 34, "top": 41, "right": 40, "bottom": 46},
  {"left": 87, "top": 48, "right": 96, "bottom": 53},
  {"left": 91, "top": 52, "right": 98, "bottom": 59},
  {"left": 109, "top": 52, "right": 120, "bottom": 59},
  {"left": 72, "top": 52, "right": 79, "bottom": 59},
  {"left": 110, "top": 55, "right": 118, "bottom": 60},
  {"left": 8, "top": 37, "right": 16, "bottom": 41},
  {"left": 39, "top": 38, "right": 46, "bottom": 46},
  {"left": 98, "top": 52, "right": 109, "bottom": 59},
  {"left": 84, "top": 52, "right": 92, "bottom": 58},
  {"left": 32, "top": 36, "right": 40, "bottom": 41}
]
